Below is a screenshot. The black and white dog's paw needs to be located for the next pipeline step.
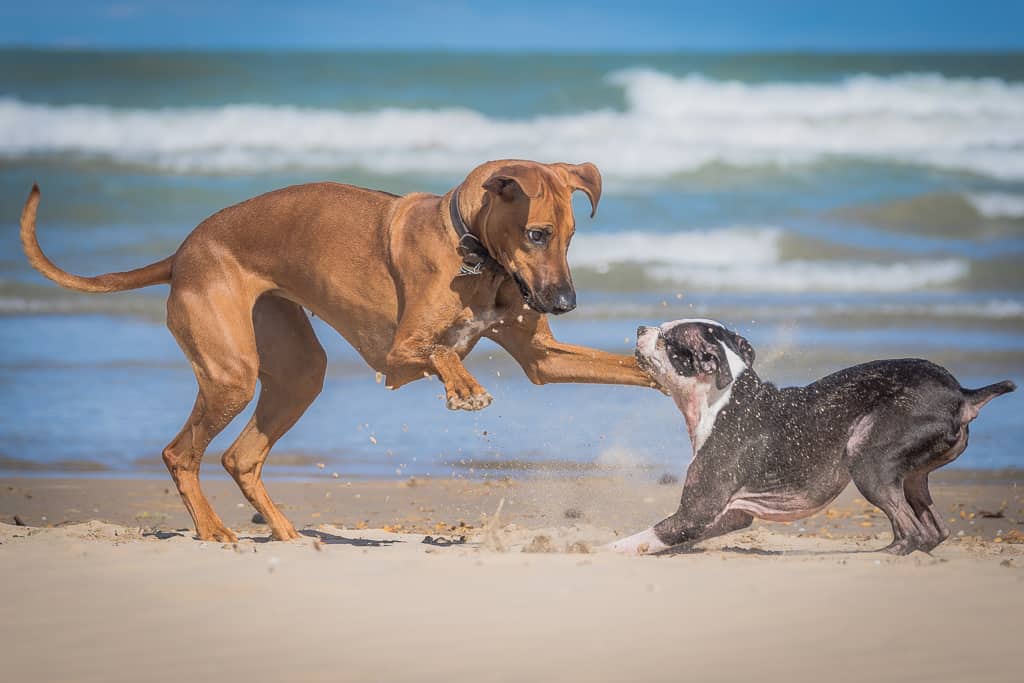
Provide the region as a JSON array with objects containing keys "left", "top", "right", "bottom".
[{"left": 606, "top": 528, "right": 669, "bottom": 556}]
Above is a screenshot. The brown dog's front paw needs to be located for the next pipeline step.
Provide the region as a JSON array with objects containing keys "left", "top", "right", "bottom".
[
  {"left": 446, "top": 389, "right": 493, "bottom": 411},
  {"left": 196, "top": 524, "right": 239, "bottom": 544}
]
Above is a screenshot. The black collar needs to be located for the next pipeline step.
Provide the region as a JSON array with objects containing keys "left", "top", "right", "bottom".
[{"left": 449, "top": 187, "right": 501, "bottom": 277}]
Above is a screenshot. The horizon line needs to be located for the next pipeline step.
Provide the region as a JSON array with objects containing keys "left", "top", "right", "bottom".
[{"left": 3, "top": 44, "right": 1024, "bottom": 56}]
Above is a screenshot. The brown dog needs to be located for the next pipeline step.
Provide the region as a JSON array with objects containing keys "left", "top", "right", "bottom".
[{"left": 20, "top": 159, "right": 651, "bottom": 542}]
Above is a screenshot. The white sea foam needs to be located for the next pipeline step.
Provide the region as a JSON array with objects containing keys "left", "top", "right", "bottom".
[
  {"left": 966, "top": 192, "right": 1024, "bottom": 218},
  {"left": 872, "top": 299, "right": 1024, "bottom": 319},
  {"left": 571, "top": 226, "right": 781, "bottom": 270},
  {"left": 2, "top": 70, "right": 1024, "bottom": 178},
  {"left": 576, "top": 299, "right": 1024, "bottom": 321},
  {"left": 645, "top": 259, "right": 969, "bottom": 293},
  {"left": 570, "top": 227, "right": 969, "bottom": 293}
]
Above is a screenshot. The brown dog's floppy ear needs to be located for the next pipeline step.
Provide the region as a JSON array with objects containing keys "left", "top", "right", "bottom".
[
  {"left": 554, "top": 162, "right": 602, "bottom": 217},
  {"left": 482, "top": 164, "right": 543, "bottom": 202}
]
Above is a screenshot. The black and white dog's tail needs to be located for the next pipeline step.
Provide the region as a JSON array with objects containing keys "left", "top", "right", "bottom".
[{"left": 961, "top": 380, "right": 1016, "bottom": 422}]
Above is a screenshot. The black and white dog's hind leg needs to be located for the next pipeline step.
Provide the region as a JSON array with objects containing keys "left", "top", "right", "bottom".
[
  {"left": 847, "top": 411, "right": 966, "bottom": 555},
  {"left": 848, "top": 380, "right": 1013, "bottom": 555},
  {"left": 903, "top": 468, "right": 951, "bottom": 551}
]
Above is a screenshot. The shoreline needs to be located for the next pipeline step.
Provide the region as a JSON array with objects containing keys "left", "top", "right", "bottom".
[{"left": 3, "top": 458, "right": 1022, "bottom": 480}]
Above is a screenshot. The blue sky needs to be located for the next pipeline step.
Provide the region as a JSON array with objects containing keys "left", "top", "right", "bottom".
[{"left": 2, "top": 1, "right": 1023, "bottom": 52}]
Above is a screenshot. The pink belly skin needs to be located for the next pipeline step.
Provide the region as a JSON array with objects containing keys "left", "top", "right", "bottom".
[{"left": 726, "top": 495, "right": 835, "bottom": 522}]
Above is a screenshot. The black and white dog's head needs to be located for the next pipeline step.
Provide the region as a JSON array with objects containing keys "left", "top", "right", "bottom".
[{"left": 636, "top": 319, "right": 755, "bottom": 396}]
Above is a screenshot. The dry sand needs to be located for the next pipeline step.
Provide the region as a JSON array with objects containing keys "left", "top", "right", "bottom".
[{"left": 2, "top": 472, "right": 1023, "bottom": 682}]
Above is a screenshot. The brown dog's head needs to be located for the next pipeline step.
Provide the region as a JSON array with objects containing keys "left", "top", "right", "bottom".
[{"left": 469, "top": 160, "right": 601, "bottom": 315}]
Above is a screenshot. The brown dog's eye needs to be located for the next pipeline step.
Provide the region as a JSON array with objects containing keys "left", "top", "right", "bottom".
[{"left": 525, "top": 227, "right": 550, "bottom": 246}]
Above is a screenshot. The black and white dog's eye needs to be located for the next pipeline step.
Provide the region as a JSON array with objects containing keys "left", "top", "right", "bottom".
[
  {"left": 669, "top": 349, "right": 694, "bottom": 375},
  {"left": 526, "top": 228, "right": 549, "bottom": 246}
]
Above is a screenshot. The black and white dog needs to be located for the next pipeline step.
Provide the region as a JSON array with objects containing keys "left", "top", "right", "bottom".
[{"left": 611, "top": 319, "right": 1015, "bottom": 556}]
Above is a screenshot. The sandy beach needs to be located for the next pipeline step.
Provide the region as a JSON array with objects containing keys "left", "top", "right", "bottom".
[{"left": 2, "top": 472, "right": 1022, "bottom": 682}]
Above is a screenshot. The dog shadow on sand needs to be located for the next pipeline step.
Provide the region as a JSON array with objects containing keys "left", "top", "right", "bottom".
[
  {"left": 141, "top": 528, "right": 402, "bottom": 547},
  {"left": 299, "top": 529, "right": 402, "bottom": 547},
  {"left": 654, "top": 545, "right": 786, "bottom": 557},
  {"left": 654, "top": 544, "right": 903, "bottom": 558}
]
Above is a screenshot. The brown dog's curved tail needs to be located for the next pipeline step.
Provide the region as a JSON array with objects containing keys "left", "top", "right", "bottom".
[
  {"left": 21, "top": 185, "right": 173, "bottom": 293},
  {"left": 961, "top": 379, "right": 1016, "bottom": 422}
]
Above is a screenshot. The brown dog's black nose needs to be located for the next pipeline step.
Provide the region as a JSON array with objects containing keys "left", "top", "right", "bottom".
[{"left": 551, "top": 288, "right": 576, "bottom": 314}]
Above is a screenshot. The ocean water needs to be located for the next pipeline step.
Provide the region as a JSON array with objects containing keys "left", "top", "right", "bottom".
[{"left": 0, "top": 49, "right": 1021, "bottom": 478}]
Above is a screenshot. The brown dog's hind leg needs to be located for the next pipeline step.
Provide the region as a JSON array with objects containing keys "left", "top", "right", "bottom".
[
  {"left": 221, "top": 296, "right": 327, "bottom": 541},
  {"left": 163, "top": 287, "right": 260, "bottom": 542}
]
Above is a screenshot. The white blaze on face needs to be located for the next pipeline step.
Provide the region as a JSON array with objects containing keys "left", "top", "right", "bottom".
[
  {"left": 720, "top": 343, "right": 746, "bottom": 381},
  {"left": 606, "top": 527, "right": 669, "bottom": 555},
  {"left": 659, "top": 318, "right": 724, "bottom": 330}
]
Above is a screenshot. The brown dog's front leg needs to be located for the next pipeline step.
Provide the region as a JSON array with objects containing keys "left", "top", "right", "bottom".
[
  {"left": 384, "top": 341, "right": 492, "bottom": 411},
  {"left": 489, "top": 313, "right": 654, "bottom": 387},
  {"left": 430, "top": 347, "right": 492, "bottom": 411},
  {"left": 528, "top": 339, "right": 650, "bottom": 385}
]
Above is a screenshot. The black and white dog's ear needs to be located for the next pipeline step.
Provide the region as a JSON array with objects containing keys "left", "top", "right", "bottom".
[
  {"left": 694, "top": 339, "right": 733, "bottom": 390},
  {"left": 725, "top": 330, "right": 755, "bottom": 367},
  {"left": 711, "top": 347, "right": 733, "bottom": 391}
]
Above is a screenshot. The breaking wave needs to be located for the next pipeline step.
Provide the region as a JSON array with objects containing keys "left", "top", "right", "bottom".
[
  {"left": 570, "top": 227, "right": 970, "bottom": 293},
  {"left": 2, "top": 70, "right": 1024, "bottom": 178},
  {"left": 966, "top": 192, "right": 1024, "bottom": 218}
]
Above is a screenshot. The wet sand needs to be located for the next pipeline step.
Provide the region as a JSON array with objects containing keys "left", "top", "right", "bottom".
[{"left": 2, "top": 472, "right": 1023, "bottom": 682}]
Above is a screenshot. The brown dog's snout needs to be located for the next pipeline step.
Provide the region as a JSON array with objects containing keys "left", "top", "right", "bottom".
[
  {"left": 531, "top": 282, "right": 576, "bottom": 315},
  {"left": 550, "top": 285, "right": 576, "bottom": 314}
]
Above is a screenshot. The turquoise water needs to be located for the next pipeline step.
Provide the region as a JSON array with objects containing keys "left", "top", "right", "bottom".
[{"left": 0, "top": 49, "right": 1021, "bottom": 476}]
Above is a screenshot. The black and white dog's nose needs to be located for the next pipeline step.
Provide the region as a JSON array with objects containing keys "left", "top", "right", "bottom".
[{"left": 637, "top": 325, "right": 651, "bottom": 337}]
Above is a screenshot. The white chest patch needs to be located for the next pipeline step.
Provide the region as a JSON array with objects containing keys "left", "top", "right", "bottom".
[
  {"left": 690, "top": 385, "right": 732, "bottom": 453},
  {"left": 685, "top": 346, "right": 746, "bottom": 453}
]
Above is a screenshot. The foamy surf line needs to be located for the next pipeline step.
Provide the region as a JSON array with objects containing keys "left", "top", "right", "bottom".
[
  {"left": 570, "top": 227, "right": 970, "bottom": 292},
  {"left": 2, "top": 70, "right": 1024, "bottom": 178},
  {"left": 641, "top": 260, "right": 968, "bottom": 293},
  {"left": 966, "top": 192, "right": 1024, "bottom": 219},
  {"left": 561, "top": 299, "right": 1024, "bottom": 322}
]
